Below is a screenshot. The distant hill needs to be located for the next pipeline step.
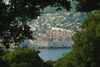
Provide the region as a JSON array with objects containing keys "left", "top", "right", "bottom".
[{"left": 43, "top": 1, "right": 76, "bottom": 14}]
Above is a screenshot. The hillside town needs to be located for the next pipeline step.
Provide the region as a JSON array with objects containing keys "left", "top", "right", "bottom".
[
  {"left": 28, "top": 12, "right": 85, "bottom": 41},
  {"left": 34, "top": 27, "right": 74, "bottom": 41}
]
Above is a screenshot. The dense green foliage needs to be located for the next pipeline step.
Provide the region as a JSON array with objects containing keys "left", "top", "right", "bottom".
[
  {"left": 72, "top": 11, "right": 100, "bottom": 67},
  {"left": 0, "top": 47, "right": 54, "bottom": 67},
  {"left": 54, "top": 52, "right": 74, "bottom": 67},
  {"left": 73, "top": 0, "right": 100, "bottom": 12},
  {"left": 0, "top": 48, "right": 10, "bottom": 67},
  {"left": 43, "top": 60, "right": 54, "bottom": 67},
  {"left": 3, "top": 47, "right": 43, "bottom": 67},
  {"left": 54, "top": 10, "right": 100, "bottom": 67}
]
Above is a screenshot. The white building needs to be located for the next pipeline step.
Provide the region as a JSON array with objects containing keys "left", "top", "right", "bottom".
[{"left": 20, "top": 40, "right": 73, "bottom": 48}]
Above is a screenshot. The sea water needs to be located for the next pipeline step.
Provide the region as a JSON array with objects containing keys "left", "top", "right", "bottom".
[{"left": 37, "top": 48, "right": 72, "bottom": 61}]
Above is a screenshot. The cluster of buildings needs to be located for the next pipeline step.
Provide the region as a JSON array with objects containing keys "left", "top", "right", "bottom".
[
  {"left": 29, "top": 12, "right": 85, "bottom": 41},
  {"left": 29, "top": 12, "right": 85, "bottom": 32},
  {"left": 34, "top": 27, "right": 75, "bottom": 41}
]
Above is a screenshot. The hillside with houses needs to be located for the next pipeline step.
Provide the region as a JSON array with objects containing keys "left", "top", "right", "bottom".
[{"left": 28, "top": 11, "right": 86, "bottom": 41}]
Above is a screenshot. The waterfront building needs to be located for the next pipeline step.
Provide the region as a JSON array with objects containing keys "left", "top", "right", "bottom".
[{"left": 19, "top": 40, "right": 73, "bottom": 48}]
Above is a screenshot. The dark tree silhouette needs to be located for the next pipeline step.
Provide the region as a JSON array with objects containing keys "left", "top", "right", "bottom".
[{"left": 73, "top": 0, "right": 100, "bottom": 12}]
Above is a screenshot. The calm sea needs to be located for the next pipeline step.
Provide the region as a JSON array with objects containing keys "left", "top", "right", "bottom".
[
  {"left": 8, "top": 48, "right": 72, "bottom": 61},
  {"left": 36, "top": 48, "right": 72, "bottom": 61}
]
